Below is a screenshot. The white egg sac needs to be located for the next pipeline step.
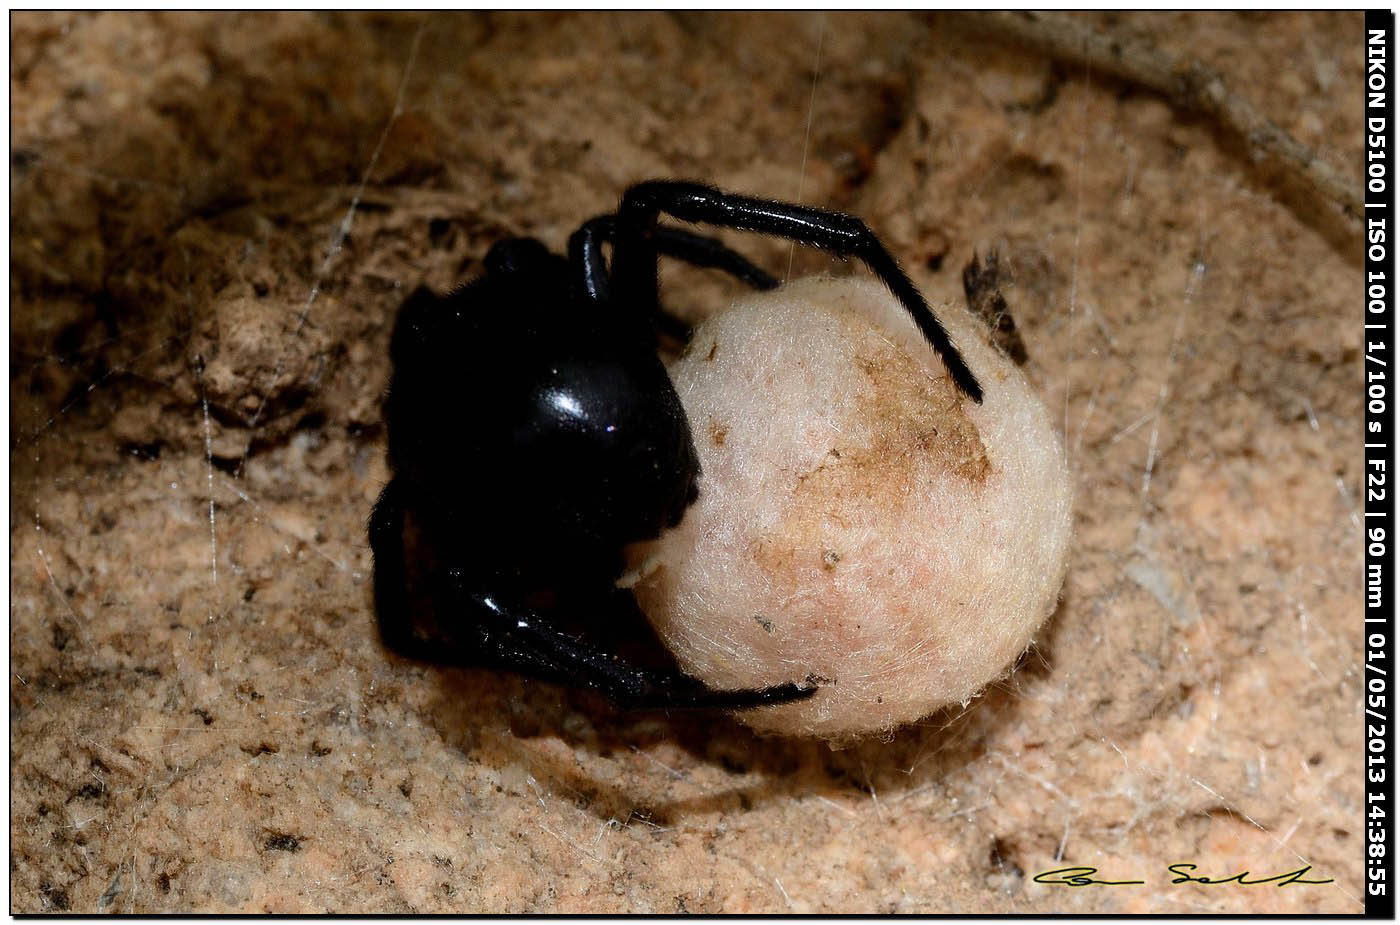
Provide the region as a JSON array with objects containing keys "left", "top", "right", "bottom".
[{"left": 621, "top": 276, "right": 1074, "bottom": 740}]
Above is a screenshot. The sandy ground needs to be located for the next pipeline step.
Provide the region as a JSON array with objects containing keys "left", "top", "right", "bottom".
[{"left": 10, "top": 12, "right": 1365, "bottom": 912}]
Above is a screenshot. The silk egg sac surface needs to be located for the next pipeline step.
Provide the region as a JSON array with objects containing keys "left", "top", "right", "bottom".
[{"left": 620, "top": 276, "right": 1074, "bottom": 740}]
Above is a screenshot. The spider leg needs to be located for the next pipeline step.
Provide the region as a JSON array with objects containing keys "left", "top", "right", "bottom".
[
  {"left": 369, "top": 479, "right": 815, "bottom": 712},
  {"left": 611, "top": 180, "right": 984, "bottom": 403},
  {"left": 654, "top": 225, "right": 781, "bottom": 290},
  {"left": 463, "top": 591, "right": 816, "bottom": 711},
  {"left": 569, "top": 214, "right": 780, "bottom": 341},
  {"left": 483, "top": 236, "right": 556, "bottom": 276},
  {"left": 369, "top": 477, "right": 440, "bottom": 663},
  {"left": 570, "top": 214, "right": 779, "bottom": 302}
]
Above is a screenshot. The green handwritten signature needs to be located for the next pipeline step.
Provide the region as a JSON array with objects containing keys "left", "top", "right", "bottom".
[{"left": 1033, "top": 864, "right": 1334, "bottom": 887}]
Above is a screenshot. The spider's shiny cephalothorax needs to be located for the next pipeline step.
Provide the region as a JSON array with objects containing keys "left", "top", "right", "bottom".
[{"left": 369, "top": 181, "right": 982, "bottom": 711}]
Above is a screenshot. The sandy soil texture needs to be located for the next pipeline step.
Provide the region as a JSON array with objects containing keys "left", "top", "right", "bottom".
[{"left": 11, "top": 12, "right": 1364, "bottom": 913}]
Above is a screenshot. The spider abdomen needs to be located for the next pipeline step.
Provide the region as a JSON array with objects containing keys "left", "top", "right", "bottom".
[{"left": 384, "top": 275, "right": 700, "bottom": 556}]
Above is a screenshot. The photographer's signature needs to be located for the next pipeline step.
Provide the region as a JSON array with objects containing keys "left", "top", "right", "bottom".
[{"left": 1033, "top": 864, "right": 1334, "bottom": 888}]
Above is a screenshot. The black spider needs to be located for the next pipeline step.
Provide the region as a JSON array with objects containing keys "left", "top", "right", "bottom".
[{"left": 368, "top": 180, "right": 983, "bottom": 712}]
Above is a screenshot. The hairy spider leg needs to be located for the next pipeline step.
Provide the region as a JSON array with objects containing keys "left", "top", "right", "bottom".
[
  {"left": 369, "top": 478, "right": 816, "bottom": 711},
  {"left": 610, "top": 180, "right": 984, "bottom": 403},
  {"left": 569, "top": 215, "right": 781, "bottom": 342}
]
